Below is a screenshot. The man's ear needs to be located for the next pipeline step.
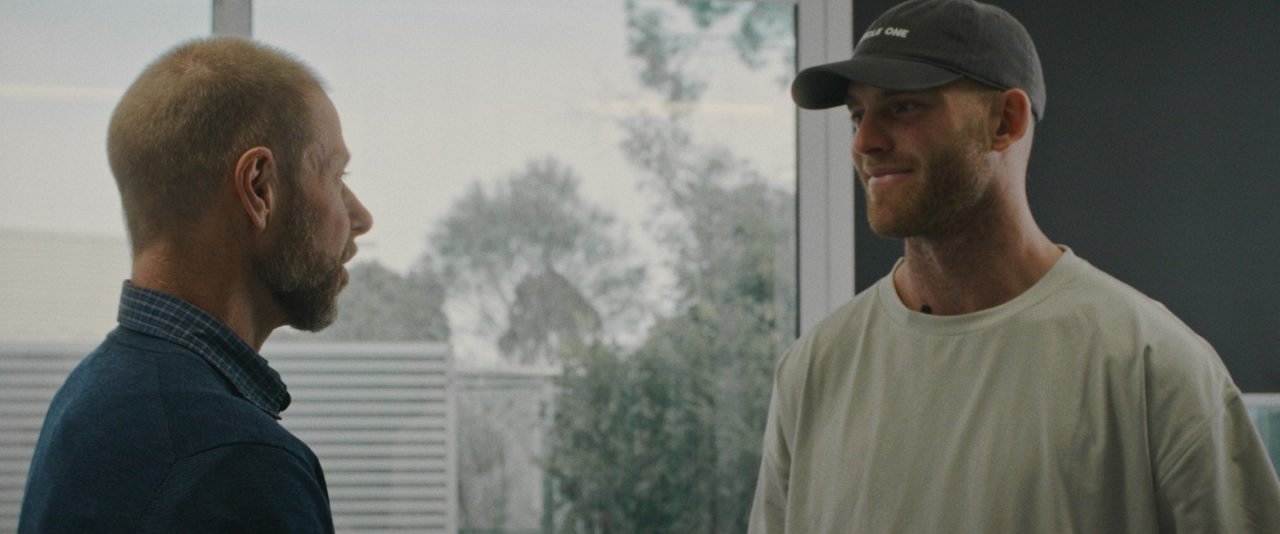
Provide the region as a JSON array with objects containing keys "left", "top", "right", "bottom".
[
  {"left": 990, "top": 88, "right": 1032, "bottom": 152},
  {"left": 233, "top": 147, "right": 278, "bottom": 232}
]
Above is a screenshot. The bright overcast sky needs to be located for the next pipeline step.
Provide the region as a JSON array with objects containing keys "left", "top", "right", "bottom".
[{"left": 0, "top": 0, "right": 795, "bottom": 275}]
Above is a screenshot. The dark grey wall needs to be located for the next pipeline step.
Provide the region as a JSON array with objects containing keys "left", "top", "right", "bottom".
[{"left": 851, "top": 0, "right": 1280, "bottom": 391}]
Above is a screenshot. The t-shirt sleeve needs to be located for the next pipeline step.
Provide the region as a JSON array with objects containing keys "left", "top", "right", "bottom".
[
  {"left": 1146, "top": 339, "right": 1280, "bottom": 532},
  {"left": 1154, "top": 393, "right": 1280, "bottom": 531},
  {"left": 142, "top": 443, "right": 334, "bottom": 533},
  {"left": 749, "top": 380, "right": 791, "bottom": 534},
  {"left": 750, "top": 333, "right": 817, "bottom": 534}
]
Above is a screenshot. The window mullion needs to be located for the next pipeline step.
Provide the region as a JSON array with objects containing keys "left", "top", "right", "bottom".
[
  {"left": 212, "top": 0, "right": 252, "bottom": 37},
  {"left": 796, "top": 0, "right": 855, "bottom": 333}
]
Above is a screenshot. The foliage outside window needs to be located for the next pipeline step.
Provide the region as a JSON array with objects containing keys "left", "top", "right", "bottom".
[{"left": 250, "top": 1, "right": 795, "bottom": 532}]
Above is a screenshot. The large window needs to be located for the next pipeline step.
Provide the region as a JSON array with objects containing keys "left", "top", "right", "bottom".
[
  {"left": 1, "top": 1, "right": 850, "bottom": 533},
  {"left": 257, "top": 1, "right": 797, "bottom": 531},
  {"left": 4, "top": 2, "right": 1275, "bottom": 533},
  {"left": 0, "top": 1, "right": 208, "bottom": 342},
  {"left": 0, "top": 0, "right": 887, "bottom": 531}
]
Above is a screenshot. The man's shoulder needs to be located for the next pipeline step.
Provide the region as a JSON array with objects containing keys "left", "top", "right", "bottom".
[
  {"left": 1045, "top": 256, "right": 1228, "bottom": 385},
  {"left": 48, "top": 329, "right": 189, "bottom": 428},
  {"left": 1052, "top": 257, "right": 1205, "bottom": 342},
  {"left": 41, "top": 326, "right": 311, "bottom": 470},
  {"left": 22, "top": 329, "right": 321, "bottom": 532}
]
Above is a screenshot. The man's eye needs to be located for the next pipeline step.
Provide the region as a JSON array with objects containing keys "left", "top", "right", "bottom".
[
  {"left": 849, "top": 112, "right": 863, "bottom": 126},
  {"left": 893, "top": 101, "right": 918, "bottom": 114}
]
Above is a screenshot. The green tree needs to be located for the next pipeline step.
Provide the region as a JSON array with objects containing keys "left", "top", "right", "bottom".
[
  {"left": 457, "top": 391, "right": 514, "bottom": 531},
  {"left": 547, "top": 2, "right": 796, "bottom": 531},
  {"left": 548, "top": 341, "right": 704, "bottom": 533},
  {"left": 498, "top": 269, "right": 604, "bottom": 367},
  {"left": 549, "top": 124, "right": 795, "bottom": 530},
  {"left": 625, "top": 0, "right": 794, "bottom": 104},
  {"left": 427, "top": 157, "right": 646, "bottom": 365}
]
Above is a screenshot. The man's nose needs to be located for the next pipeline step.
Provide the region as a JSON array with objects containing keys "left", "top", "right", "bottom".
[
  {"left": 852, "top": 112, "right": 892, "bottom": 157},
  {"left": 345, "top": 186, "right": 373, "bottom": 237}
]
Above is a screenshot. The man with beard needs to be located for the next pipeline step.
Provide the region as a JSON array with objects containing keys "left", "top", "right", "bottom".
[
  {"left": 749, "top": 0, "right": 1280, "bottom": 532},
  {"left": 19, "top": 37, "right": 371, "bottom": 533}
]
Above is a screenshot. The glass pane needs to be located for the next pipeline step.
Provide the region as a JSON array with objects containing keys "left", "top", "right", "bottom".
[
  {"left": 0, "top": 2, "right": 208, "bottom": 529},
  {"left": 1246, "top": 395, "right": 1280, "bottom": 476},
  {"left": 0, "top": 1, "right": 208, "bottom": 343},
  {"left": 257, "top": 1, "right": 796, "bottom": 532}
]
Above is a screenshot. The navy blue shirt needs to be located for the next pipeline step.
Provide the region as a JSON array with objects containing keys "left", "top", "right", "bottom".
[{"left": 19, "top": 282, "right": 334, "bottom": 533}]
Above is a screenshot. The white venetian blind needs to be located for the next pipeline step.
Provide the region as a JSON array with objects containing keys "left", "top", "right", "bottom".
[
  {"left": 265, "top": 342, "right": 457, "bottom": 533},
  {"left": 0, "top": 342, "right": 457, "bottom": 533},
  {"left": 0, "top": 344, "right": 90, "bottom": 532}
]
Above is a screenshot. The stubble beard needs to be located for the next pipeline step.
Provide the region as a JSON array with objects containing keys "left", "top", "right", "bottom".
[
  {"left": 256, "top": 191, "right": 350, "bottom": 332},
  {"left": 864, "top": 123, "right": 996, "bottom": 239}
]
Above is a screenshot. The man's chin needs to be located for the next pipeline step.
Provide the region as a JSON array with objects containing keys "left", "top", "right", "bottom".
[
  {"left": 277, "top": 277, "right": 344, "bottom": 332},
  {"left": 866, "top": 212, "right": 914, "bottom": 239},
  {"left": 285, "top": 301, "right": 338, "bottom": 332}
]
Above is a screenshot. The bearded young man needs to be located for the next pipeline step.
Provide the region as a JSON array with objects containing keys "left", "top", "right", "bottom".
[
  {"left": 749, "top": 0, "right": 1280, "bottom": 532},
  {"left": 19, "top": 37, "right": 372, "bottom": 533}
]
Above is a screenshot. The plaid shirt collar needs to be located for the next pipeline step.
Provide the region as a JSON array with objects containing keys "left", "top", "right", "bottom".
[{"left": 117, "top": 281, "right": 291, "bottom": 419}]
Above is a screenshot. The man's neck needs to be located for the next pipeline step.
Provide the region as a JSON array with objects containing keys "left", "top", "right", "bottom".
[
  {"left": 893, "top": 216, "right": 1061, "bottom": 316},
  {"left": 130, "top": 241, "right": 280, "bottom": 351}
]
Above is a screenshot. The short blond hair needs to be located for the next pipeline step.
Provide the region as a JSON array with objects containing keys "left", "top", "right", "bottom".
[{"left": 107, "top": 36, "right": 324, "bottom": 252}]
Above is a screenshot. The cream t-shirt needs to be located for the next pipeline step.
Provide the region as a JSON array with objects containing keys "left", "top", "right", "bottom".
[{"left": 750, "top": 249, "right": 1280, "bottom": 533}]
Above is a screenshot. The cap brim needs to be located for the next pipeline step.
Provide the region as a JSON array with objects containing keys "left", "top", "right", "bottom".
[{"left": 791, "top": 56, "right": 963, "bottom": 109}]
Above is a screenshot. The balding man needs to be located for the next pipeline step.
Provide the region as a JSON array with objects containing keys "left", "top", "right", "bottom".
[{"left": 20, "top": 36, "right": 372, "bottom": 533}]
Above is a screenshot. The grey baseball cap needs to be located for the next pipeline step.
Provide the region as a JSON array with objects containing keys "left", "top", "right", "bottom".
[{"left": 791, "top": 0, "right": 1046, "bottom": 119}]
